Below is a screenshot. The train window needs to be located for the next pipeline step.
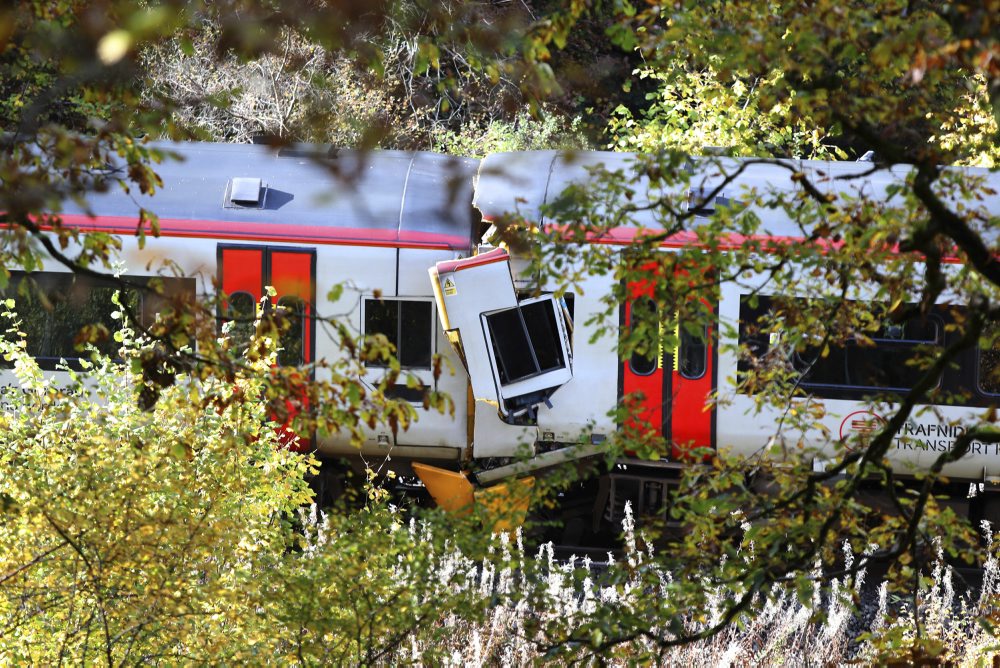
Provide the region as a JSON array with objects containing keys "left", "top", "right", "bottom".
[
  {"left": 736, "top": 300, "right": 769, "bottom": 384},
  {"left": 978, "top": 321, "right": 1000, "bottom": 395},
  {"left": 1, "top": 272, "right": 196, "bottom": 370},
  {"left": 275, "top": 296, "right": 304, "bottom": 367},
  {"left": 739, "top": 295, "right": 942, "bottom": 394},
  {"left": 485, "top": 299, "right": 566, "bottom": 385},
  {"left": 400, "top": 301, "right": 433, "bottom": 367},
  {"left": 796, "top": 317, "right": 940, "bottom": 390},
  {"left": 628, "top": 298, "right": 658, "bottom": 376},
  {"left": 679, "top": 325, "right": 707, "bottom": 379},
  {"left": 226, "top": 291, "right": 256, "bottom": 355},
  {"left": 487, "top": 309, "right": 538, "bottom": 383},
  {"left": 516, "top": 291, "right": 575, "bottom": 338},
  {"left": 363, "top": 299, "right": 433, "bottom": 368}
]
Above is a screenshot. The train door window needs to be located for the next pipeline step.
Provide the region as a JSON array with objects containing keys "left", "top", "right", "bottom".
[
  {"left": 275, "top": 296, "right": 304, "bottom": 366},
  {"left": 978, "top": 321, "right": 1000, "bottom": 395},
  {"left": 363, "top": 299, "right": 433, "bottom": 368},
  {"left": 678, "top": 325, "right": 707, "bottom": 379},
  {"left": 628, "top": 298, "right": 658, "bottom": 376},
  {"left": 485, "top": 297, "right": 566, "bottom": 385},
  {"left": 226, "top": 290, "right": 256, "bottom": 355}
]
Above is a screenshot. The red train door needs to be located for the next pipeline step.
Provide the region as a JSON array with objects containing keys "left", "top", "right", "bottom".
[
  {"left": 621, "top": 298, "right": 670, "bottom": 448},
  {"left": 669, "top": 317, "right": 715, "bottom": 460},
  {"left": 620, "top": 297, "right": 716, "bottom": 460},
  {"left": 218, "top": 244, "right": 316, "bottom": 450}
]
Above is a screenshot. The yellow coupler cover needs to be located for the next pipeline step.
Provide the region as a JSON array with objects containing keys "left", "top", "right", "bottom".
[
  {"left": 412, "top": 462, "right": 475, "bottom": 515},
  {"left": 412, "top": 463, "right": 535, "bottom": 533},
  {"left": 475, "top": 476, "right": 535, "bottom": 534}
]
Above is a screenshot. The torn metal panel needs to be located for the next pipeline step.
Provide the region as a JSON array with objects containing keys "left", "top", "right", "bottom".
[{"left": 429, "top": 247, "right": 573, "bottom": 457}]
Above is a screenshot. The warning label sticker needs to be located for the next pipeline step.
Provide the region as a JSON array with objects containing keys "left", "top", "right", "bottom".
[{"left": 444, "top": 277, "right": 457, "bottom": 296}]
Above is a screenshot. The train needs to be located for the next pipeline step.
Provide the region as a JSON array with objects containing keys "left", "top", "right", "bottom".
[{"left": 5, "top": 141, "right": 1000, "bottom": 535}]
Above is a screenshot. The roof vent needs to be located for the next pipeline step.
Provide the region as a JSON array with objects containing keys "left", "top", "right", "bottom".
[
  {"left": 225, "top": 177, "right": 266, "bottom": 209},
  {"left": 686, "top": 187, "right": 743, "bottom": 217},
  {"left": 687, "top": 186, "right": 719, "bottom": 216}
]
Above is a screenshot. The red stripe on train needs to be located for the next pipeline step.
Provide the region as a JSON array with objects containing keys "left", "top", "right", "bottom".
[{"left": 41, "top": 214, "right": 471, "bottom": 250}]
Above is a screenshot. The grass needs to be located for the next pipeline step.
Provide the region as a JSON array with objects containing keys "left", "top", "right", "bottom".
[{"left": 299, "top": 502, "right": 1000, "bottom": 665}]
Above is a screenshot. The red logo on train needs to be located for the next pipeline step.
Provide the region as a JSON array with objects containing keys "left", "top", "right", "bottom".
[{"left": 838, "top": 410, "right": 887, "bottom": 450}]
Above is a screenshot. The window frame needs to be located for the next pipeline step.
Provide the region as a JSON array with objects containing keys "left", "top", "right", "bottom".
[
  {"left": 976, "top": 322, "right": 1000, "bottom": 396},
  {"left": 223, "top": 290, "right": 257, "bottom": 356},
  {"left": 485, "top": 299, "right": 566, "bottom": 385},
  {"left": 678, "top": 323, "right": 709, "bottom": 380},
  {"left": 627, "top": 298, "right": 660, "bottom": 377},
  {"left": 2, "top": 270, "right": 197, "bottom": 371},
  {"left": 738, "top": 294, "right": 945, "bottom": 396},
  {"left": 480, "top": 294, "right": 573, "bottom": 407},
  {"left": 361, "top": 297, "right": 436, "bottom": 370},
  {"left": 793, "top": 321, "right": 942, "bottom": 392},
  {"left": 275, "top": 295, "right": 306, "bottom": 367}
]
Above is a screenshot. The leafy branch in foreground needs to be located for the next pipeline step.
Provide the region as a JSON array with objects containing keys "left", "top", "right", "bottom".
[
  {"left": 0, "top": 305, "right": 313, "bottom": 662},
  {"left": 510, "top": 143, "right": 1000, "bottom": 658},
  {"left": 0, "top": 305, "right": 475, "bottom": 663}
]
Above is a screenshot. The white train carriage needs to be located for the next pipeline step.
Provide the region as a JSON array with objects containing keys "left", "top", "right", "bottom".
[
  {"left": 6, "top": 142, "right": 1000, "bottom": 516},
  {"left": 11, "top": 143, "right": 479, "bottom": 461},
  {"left": 465, "top": 150, "right": 1000, "bottom": 484}
]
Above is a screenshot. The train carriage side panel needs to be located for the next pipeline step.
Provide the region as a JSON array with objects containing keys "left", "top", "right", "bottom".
[
  {"left": 12, "top": 143, "right": 1000, "bottom": 485},
  {"left": 715, "top": 269, "right": 1000, "bottom": 481},
  {"left": 535, "top": 268, "right": 619, "bottom": 444},
  {"left": 395, "top": 248, "right": 470, "bottom": 452},
  {"left": 16, "top": 142, "right": 480, "bottom": 464}
]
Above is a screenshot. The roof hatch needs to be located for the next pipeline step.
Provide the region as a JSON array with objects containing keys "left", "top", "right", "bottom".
[{"left": 225, "top": 177, "right": 266, "bottom": 209}]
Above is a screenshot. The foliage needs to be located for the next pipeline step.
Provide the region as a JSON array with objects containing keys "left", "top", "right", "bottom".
[
  {"left": 1, "top": 297, "right": 999, "bottom": 663},
  {"left": 607, "top": 64, "right": 844, "bottom": 159},
  {"left": 2, "top": 0, "right": 1000, "bottom": 661},
  {"left": 0, "top": 3, "right": 449, "bottom": 450},
  {"left": 506, "top": 137, "right": 1000, "bottom": 656},
  {"left": 0, "top": 0, "right": 587, "bottom": 403},
  {"left": 932, "top": 77, "right": 1000, "bottom": 168},
  {"left": 0, "top": 306, "right": 486, "bottom": 663},
  {"left": 430, "top": 107, "right": 590, "bottom": 158},
  {"left": 0, "top": 305, "right": 313, "bottom": 662},
  {"left": 606, "top": 0, "right": 999, "bottom": 165},
  {"left": 249, "top": 504, "right": 498, "bottom": 665},
  {"left": 140, "top": 21, "right": 353, "bottom": 145},
  {"left": 459, "top": 0, "right": 1000, "bottom": 656},
  {"left": 139, "top": 8, "right": 527, "bottom": 149}
]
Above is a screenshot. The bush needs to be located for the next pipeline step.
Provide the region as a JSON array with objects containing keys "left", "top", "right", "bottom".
[
  {"left": 2, "top": 303, "right": 998, "bottom": 664},
  {"left": 429, "top": 108, "right": 591, "bottom": 158},
  {"left": 0, "top": 306, "right": 313, "bottom": 662}
]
